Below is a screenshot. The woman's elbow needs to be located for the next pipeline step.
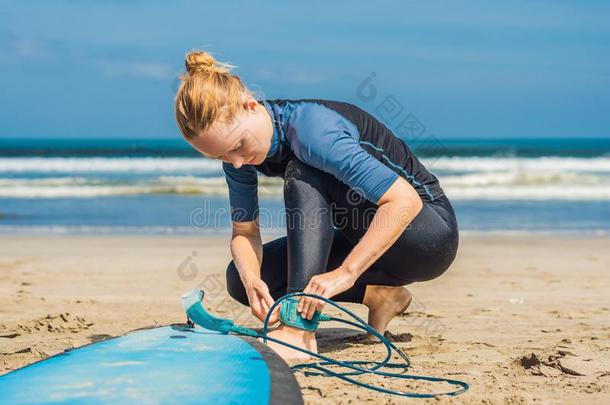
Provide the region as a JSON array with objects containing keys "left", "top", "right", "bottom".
[
  {"left": 378, "top": 177, "right": 423, "bottom": 220},
  {"left": 378, "top": 177, "right": 423, "bottom": 208},
  {"left": 409, "top": 192, "right": 423, "bottom": 214},
  {"left": 402, "top": 190, "right": 423, "bottom": 221}
]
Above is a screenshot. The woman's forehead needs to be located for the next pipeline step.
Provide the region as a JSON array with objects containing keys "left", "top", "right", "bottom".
[
  {"left": 193, "top": 124, "right": 240, "bottom": 156},
  {"left": 209, "top": 115, "right": 247, "bottom": 137}
]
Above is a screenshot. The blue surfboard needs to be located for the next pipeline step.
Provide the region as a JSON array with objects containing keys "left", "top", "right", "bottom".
[{"left": 0, "top": 324, "right": 303, "bottom": 404}]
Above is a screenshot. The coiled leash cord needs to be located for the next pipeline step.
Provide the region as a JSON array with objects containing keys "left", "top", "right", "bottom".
[{"left": 182, "top": 290, "right": 469, "bottom": 398}]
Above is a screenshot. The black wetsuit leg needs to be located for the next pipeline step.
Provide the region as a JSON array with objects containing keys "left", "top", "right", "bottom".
[{"left": 226, "top": 157, "right": 459, "bottom": 305}]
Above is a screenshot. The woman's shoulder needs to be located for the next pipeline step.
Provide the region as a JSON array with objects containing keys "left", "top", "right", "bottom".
[{"left": 281, "top": 98, "right": 361, "bottom": 134}]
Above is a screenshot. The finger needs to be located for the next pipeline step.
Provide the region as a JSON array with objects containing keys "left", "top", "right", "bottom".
[
  {"left": 264, "top": 302, "right": 281, "bottom": 325},
  {"left": 314, "top": 285, "right": 329, "bottom": 315},
  {"left": 298, "top": 298, "right": 310, "bottom": 318},
  {"left": 268, "top": 310, "right": 280, "bottom": 326},
  {"left": 260, "top": 302, "right": 271, "bottom": 320},
  {"left": 299, "top": 296, "right": 310, "bottom": 319},
  {"left": 298, "top": 284, "right": 313, "bottom": 313},
  {"left": 262, "top": 290, "right": 276, "bottom": 314},
  {"left": 306, "top": 286, "right": 324, "bottom": 320},
  {"left": 251, "top": 296, "right": 262, "bottom": 314},
  {"left": 306, "top": 293, "right": 322, "bottom": 320},
  {"left": 260, "top": 293, "right": 269, "bottom": 308},
  {"left": 252, "top": 308, "right": 265, "bottom": 322},
  {"left": 251, "top": 297, "right": 265, "bottom": 321},
  {"left": 303, "top": 278, "right": 323, "bottom": 316},
  {"left": 314, "top": 296, "right": 326, "bottom": 314},
  {"left": 300, "top": 294, "right": 317, "bottom": 319}
]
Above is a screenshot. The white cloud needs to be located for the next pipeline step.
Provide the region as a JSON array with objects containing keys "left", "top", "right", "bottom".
[
  {"left": 95, "top": 60, "right": 173, "bottom": 80},
  {"left": 253, "top": 66, "right": 329, "bottom": 85},
  {"left": 13, "top": 38, "right": 52, "bottom": 59}
]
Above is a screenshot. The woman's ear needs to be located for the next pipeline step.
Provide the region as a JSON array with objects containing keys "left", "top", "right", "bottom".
[{"left": 241, "top": 93, "right": 258, "bottom": 112}]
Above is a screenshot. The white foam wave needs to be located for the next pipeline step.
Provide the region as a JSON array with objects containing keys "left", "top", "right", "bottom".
[
  {"left": 1, "top": 156, "right": 610, "bottom": 200},
  {"left": 443, "top": 185, "right": 610, "bottom": 201},
  {"left": 0, "top": 176, "right": 284, "bottom": 198},
  {"left": 441, "top": 171, "right": 606, "bottom": 187},
  {"left": 1, "top": 156, "right": 609, "bottom": 175},
  {"left": 0, "top": 225, "right": 288, "bottom": 235},
  {"left": 0, "top": 157, "right": 221, "bottom": 173},
  {"left": 424, "top": 156, "right": 610, "bottom": 173}
]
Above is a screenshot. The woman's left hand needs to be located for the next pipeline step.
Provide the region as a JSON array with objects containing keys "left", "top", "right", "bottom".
[{"left": 298, "top": 267, "right": 357, "bottom": 320}]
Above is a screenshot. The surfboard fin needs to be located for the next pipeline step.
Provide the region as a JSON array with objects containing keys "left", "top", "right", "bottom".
[{"left": 181, "top": 289, "right": 235, "bottom": 334}]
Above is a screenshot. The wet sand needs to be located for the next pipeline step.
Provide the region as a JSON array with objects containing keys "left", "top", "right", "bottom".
[{"left": 1, "top": 233, "right": 609, "bottom": 404}]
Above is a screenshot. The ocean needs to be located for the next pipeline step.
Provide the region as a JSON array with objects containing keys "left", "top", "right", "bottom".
[{"left": 0, "top": 138, "right": 609, "bottom": 235}]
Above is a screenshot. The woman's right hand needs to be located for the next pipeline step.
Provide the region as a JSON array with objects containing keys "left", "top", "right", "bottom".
[{"left": 243, "top": 276, "right": 280, "bottom": 325}]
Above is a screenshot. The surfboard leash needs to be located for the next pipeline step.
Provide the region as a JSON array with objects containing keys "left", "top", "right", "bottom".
[{"left": 181, "top": 289, "right": 469, "bottom": 398}]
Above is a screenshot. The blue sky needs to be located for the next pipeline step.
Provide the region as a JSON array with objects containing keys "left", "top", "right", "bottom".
[{"left": 1, "top": 0, "right": 609, "bottom": 139}]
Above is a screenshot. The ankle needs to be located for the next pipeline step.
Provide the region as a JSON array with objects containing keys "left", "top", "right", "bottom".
[
  {"left": 276, "top": 324, "right": 316, "bottom": 339},
  {"left": 363, "top": 285, "right": 387, "bottom": 308},
  {"left": 363, "top": 285, "right": 410, "bottom": 309}
]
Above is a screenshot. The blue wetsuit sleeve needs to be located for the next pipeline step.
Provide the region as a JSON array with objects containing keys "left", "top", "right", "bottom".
[
  {"left": 287, "top": 121, "right": 400, "bottom": 205},
  {"left": 222, "top": 162, "right": 259, "bottom": 222}
]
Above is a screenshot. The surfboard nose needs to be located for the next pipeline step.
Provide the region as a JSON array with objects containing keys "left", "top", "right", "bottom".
[{"left": 0, "top": 325, "right": 304, "bottom": 405}]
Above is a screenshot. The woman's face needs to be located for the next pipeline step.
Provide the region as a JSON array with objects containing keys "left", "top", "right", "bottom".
[{"left": 188, "top": 96, "right": 273, "bottom": 169}]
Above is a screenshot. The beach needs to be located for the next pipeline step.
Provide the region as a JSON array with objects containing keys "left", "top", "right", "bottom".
[
  {"left": 1, "top": 233, "right": 608, "bottom": 404},
  {"left": 3, "top": 0, "right": 610, "bottom": 402}
]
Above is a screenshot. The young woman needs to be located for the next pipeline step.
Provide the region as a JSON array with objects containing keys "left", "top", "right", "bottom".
[{"left": 174, "top": 50, "right": 459, "bottom": 360}]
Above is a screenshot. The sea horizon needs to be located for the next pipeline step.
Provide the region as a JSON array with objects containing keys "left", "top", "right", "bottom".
[{"left": 1, "top": 137, "right": 608, "bottom": 235}]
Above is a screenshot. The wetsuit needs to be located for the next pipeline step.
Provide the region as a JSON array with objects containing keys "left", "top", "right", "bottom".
[{"left": 225, "top": 99, "right": 458, "bottom": 304}]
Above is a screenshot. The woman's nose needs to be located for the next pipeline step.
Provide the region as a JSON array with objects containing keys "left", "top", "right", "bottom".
[{"left": 231, "top": 156, "right": 244, "bottom": 169}]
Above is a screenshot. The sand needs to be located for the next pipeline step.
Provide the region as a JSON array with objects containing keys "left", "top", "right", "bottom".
[{"left": 1, "top": 233, "right": 609, "bottom": 404}]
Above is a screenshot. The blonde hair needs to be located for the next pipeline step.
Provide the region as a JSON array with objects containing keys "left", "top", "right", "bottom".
[{"left": 174, "top": 50, "right": 254, "bottom": 139}]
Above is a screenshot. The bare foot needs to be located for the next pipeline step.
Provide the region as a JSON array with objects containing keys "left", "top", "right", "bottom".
[
  {"left": 363, "top": 285, "right": 412, "bottom": 341},
  {"left": 258, "top": 324, "right": 317, "bottom": 361}
]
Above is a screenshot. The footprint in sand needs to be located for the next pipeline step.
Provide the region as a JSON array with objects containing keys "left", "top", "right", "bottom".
[
  {"left": 516, "top": 346, "right": 605, "bottom": 377},
  {"left": 17, "top": 313, "right": 94, "bottom": 334},
  {"left": 399, "top": 311, "right": 438, "bottom": 318},
  {"left": 382, "top": 331, "right": 414, "bottom": 342}
]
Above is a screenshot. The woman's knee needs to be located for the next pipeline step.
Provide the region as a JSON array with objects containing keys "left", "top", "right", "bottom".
[
  {"left": 283, "top": 158, "right": 335, "bottom": 231},
  {"left": 225, "top": 261, "right": 249, "bottom": 306},
  {"left": 404, "top": 227, "right": 459, "bottom": 282},
  {"left": 283, "top": 158, "right": 332, "bottom": 198},
  {"left": 373, "top": 211, "right": 459, "bottom": 284},
  {"left": 284, "top": 156, "right": 319, "bottom": 181}
]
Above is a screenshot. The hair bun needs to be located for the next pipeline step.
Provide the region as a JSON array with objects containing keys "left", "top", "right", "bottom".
[{"left": 185, "top": 50, "right": 233, "bottom": 75}]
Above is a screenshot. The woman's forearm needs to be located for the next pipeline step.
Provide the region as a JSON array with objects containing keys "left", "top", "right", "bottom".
[
  {"left": 230, "top": 231, "right": 263, "bottom": 284},
  {"left": 340, "top": 182, "right": 423, "bottom": 279}
]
